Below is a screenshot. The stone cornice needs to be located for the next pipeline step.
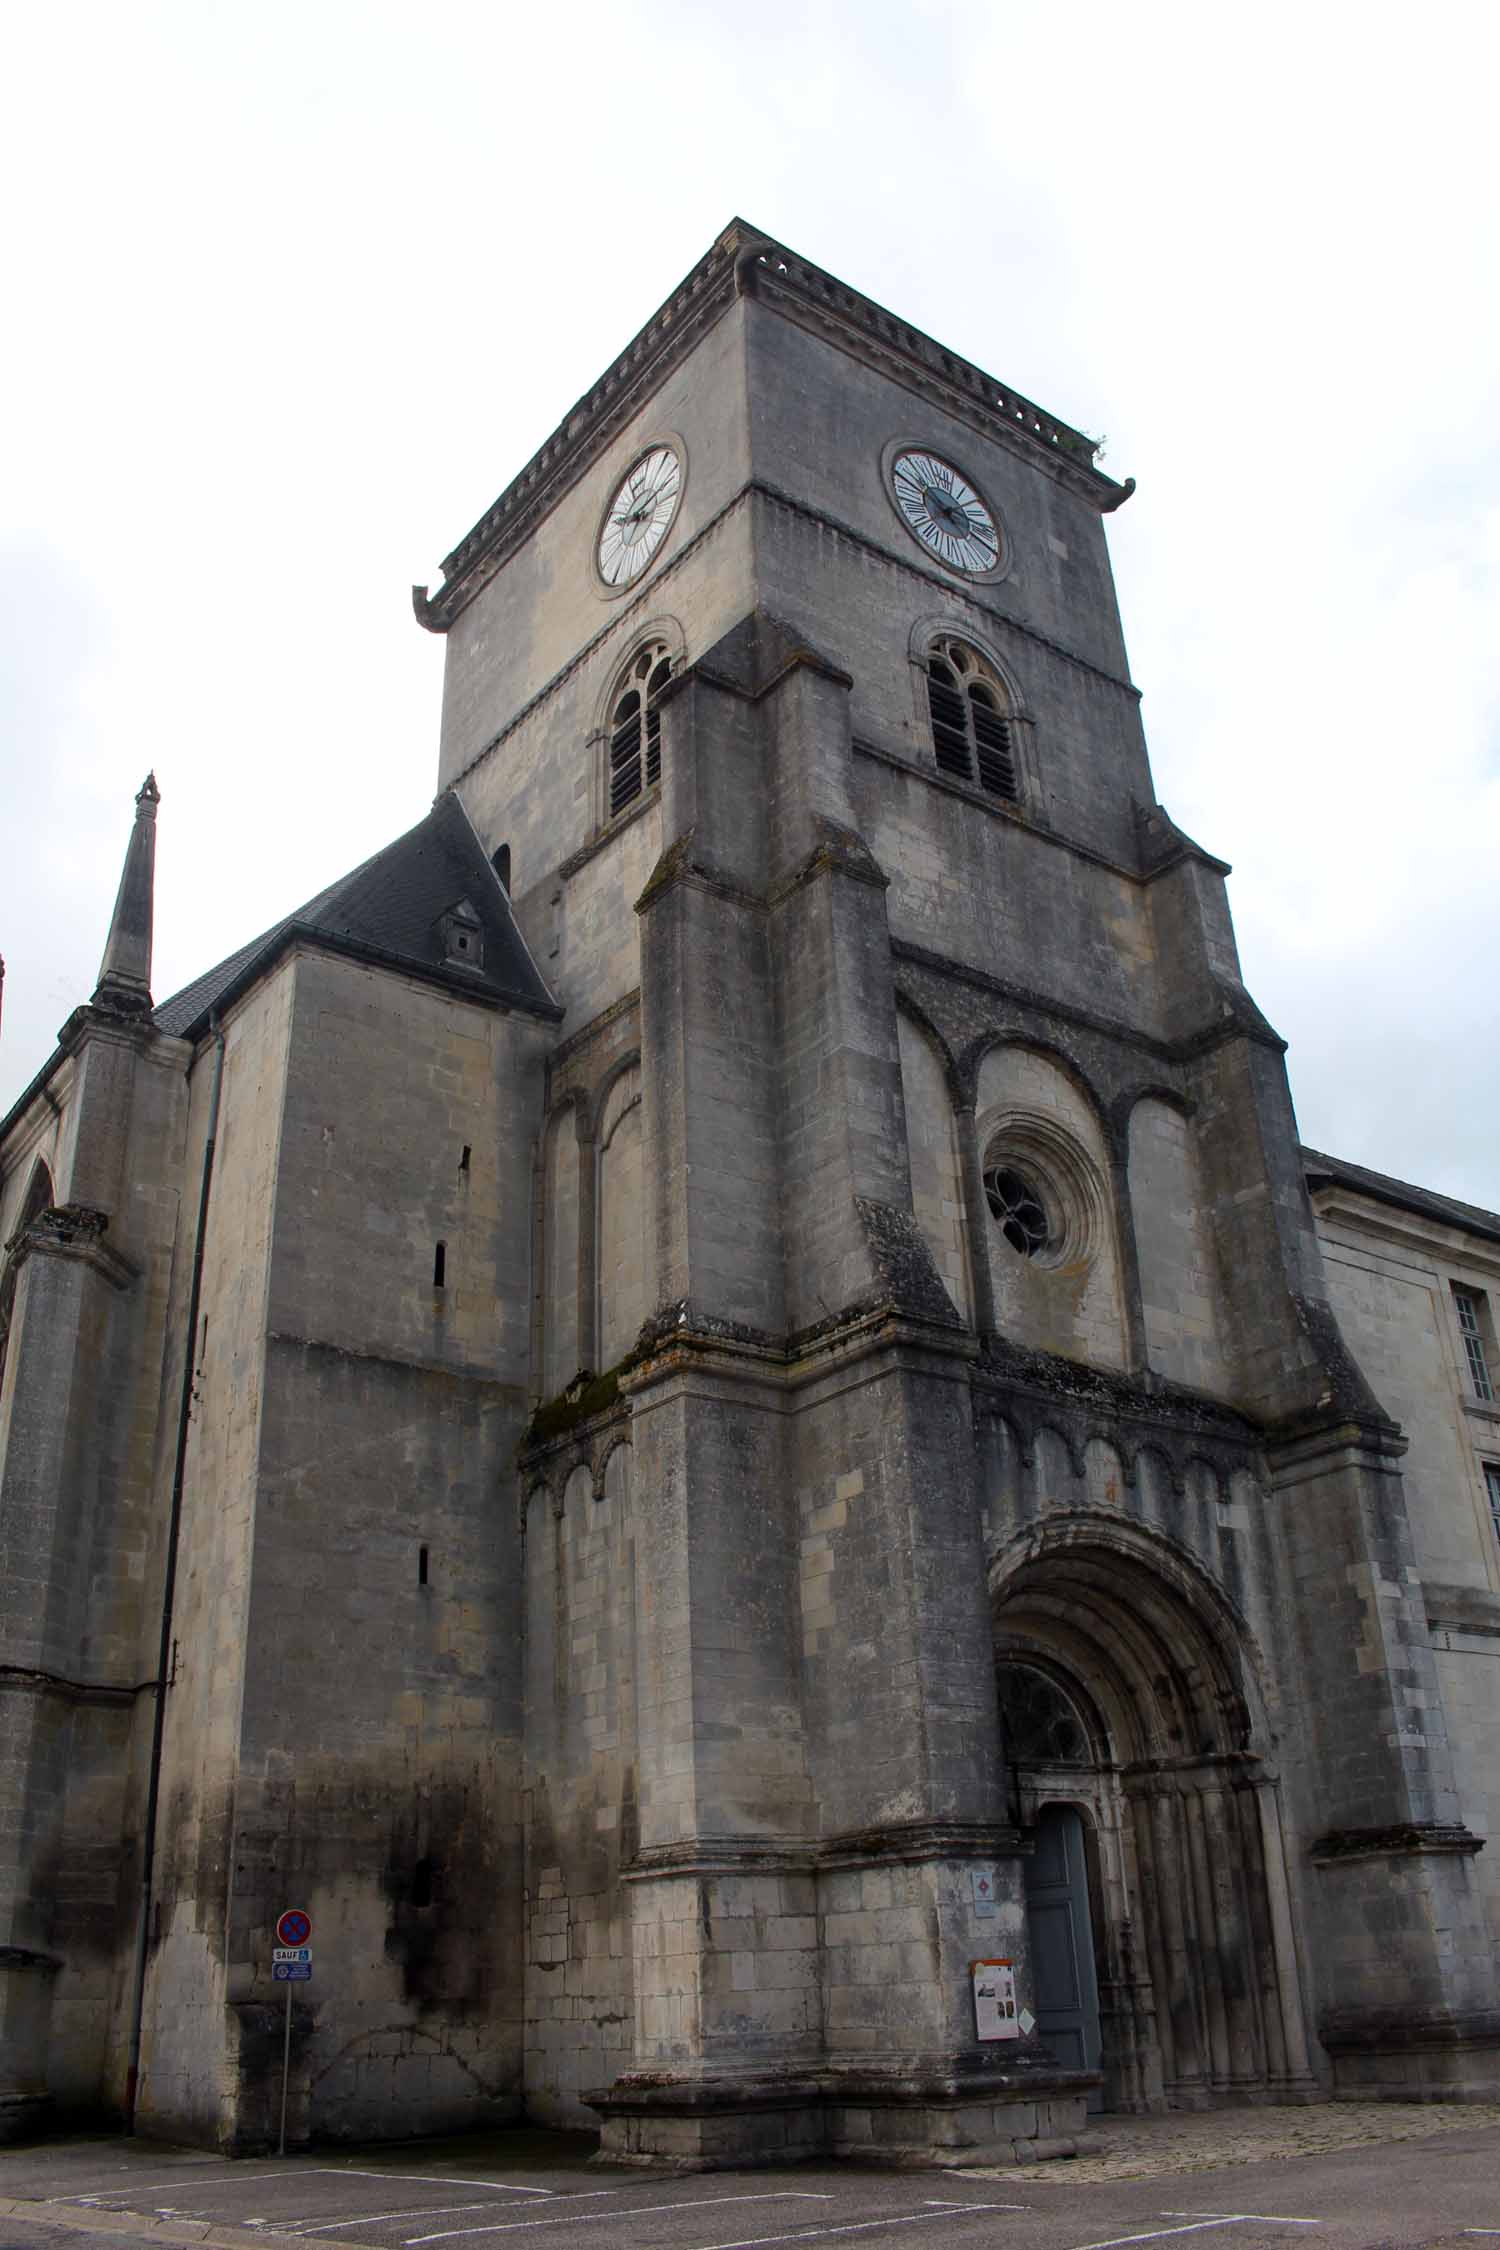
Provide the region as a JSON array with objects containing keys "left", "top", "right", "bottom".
[
  {"left": 741, "top": 239, "right": 1119, "bottom": 501},
  {"left": 634, "top": 829, "right": 766, "bottom": 918},
  {"left": 892, "top": 938, "right": 1283, "bottom": 1077},
  {"left": 973, "top": 1340, "right": 1262, "bottom": 1463},
  {"left": 0, "top": 1662, "right": 157, "bottom": 1708},
  {"left": 818, "top": 1819, "right": 1031, "bottom": 1867},
  {"left": 415, "top": 220, "right": 1124, "bottom": 634},
  {"left": 417, "top": 233, "right": 744, "bottom": 631},
  {"left": 1310, "top": 1822, "right": 1484, "bottom": 1867},
  {"left": 621, "top": 1820, "right": 1033, "bottom": 1883},
  {"left": 7, "top": 1203, "right": 139, "bottom": 1291}
]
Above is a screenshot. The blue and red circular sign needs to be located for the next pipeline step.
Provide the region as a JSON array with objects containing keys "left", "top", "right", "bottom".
[{"left": 276, "top": 1908, "right": 311, "bottom": 1946}]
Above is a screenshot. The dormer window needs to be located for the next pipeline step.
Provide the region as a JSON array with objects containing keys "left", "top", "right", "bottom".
[{"left": 439, "top": 898, "right": 484, "bottom": 970}]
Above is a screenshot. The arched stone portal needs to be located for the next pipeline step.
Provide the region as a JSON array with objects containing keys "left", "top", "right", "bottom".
[{"left": 992, "top": 1517, "right": 1317, "bottom": 2112}]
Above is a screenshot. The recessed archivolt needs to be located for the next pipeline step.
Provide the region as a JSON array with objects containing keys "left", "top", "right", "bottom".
[
  {"left": 1185, "top": 1452, "right": 1230, "bottom": 1507},
  {"left": 1135, "top": 1440, "right": 1187, "bottom": 1503},
  {"left": 595, "top": 1057, "right": 642, "bottom": 1151},
  {"left": 523, "top": 1477, "right": 557, "bottom": 1527},
  {"left": 990, "top": 1511, "right": 1272, "bottom": 1767},
  {"left": 1118, "top": 1080, "right": 1194, "bottom": 1136},
  {"left": 542, "top": 1086, "right": 590, "bottom": 1150},
  {"left": 968, "top": 1034, "right": 1112, "bottom": 1143},
  {"left": 1032, "top": 1420, "right": 1083, "bottom": 1492},
  {"left": 894, "top": 990, "right": 963, "bottom": 1106},
  {"left": 593, "top": 1433, "right": 633, "bottom": 1502}
]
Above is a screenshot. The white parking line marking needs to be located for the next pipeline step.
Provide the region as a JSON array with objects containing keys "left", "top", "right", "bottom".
[
  {"left": 292, "top": 2198, "right": 629, "bottom": 2235},
  {"left": 59, "top": 2174, "right": 314, "bottom": 2203},
  {"left": 1071, "top": 2224, "right": 1244, "bottom": 2250},
  {"left": 292, "top": 2208, "right": 528, "bottom": 2234},
  {"left": 923, "top": 2201, "right": 1028, "bottom": 2211},
  {"left": 406, "top": 2193, "right": 833, "bottom": 2246},
  {"left": 1161, "top": 2217, "right": 1321, "bottom": 2228},
  {"left": 684, "top": 2209, "right": 1019, "bottom": 2250},
  {"left": 332, "top": 2175, "right": 556, "bottom": 2196}
]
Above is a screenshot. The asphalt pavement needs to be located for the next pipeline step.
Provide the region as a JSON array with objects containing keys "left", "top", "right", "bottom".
[{"left": 0, "top": 2111, "right": 1496, "bottom": 2250}]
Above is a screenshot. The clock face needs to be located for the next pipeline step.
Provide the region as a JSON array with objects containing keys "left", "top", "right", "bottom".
[
  {"left": 597, "top": 445, "right": 682, "bottom": 587},
  {"left": 890, "top": 449, "right": 1000, "bottom": 574}
]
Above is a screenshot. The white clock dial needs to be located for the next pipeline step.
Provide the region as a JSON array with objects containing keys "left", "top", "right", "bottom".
[
  {"left": 597, "top": 445, "right": 682, "bottom": 587},
  {"left": 890, "top": 449, "right": 1000, "bottom": 575}
]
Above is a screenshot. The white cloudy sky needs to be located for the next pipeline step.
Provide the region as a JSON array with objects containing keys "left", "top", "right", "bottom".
[{"left": 2, "top": 1, "right": 1496, "bottom": 1206}]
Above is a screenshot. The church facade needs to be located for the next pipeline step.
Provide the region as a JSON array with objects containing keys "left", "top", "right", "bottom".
[{"left": 1, "top": 221, "right": 1497, "bottom": 2163}]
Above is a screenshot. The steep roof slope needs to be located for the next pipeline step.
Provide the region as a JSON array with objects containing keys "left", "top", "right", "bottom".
[{"left": 154, "top": 792, "right": 558, "bottom": 1038}]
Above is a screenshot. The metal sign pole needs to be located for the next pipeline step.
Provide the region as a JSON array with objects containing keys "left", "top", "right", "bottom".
[
  {"left": 273, "top": 1908, "right": 310, "bottom": 2157},
  {"left": 278, "top": 1979, "right": 292, "bottom": 2156}
]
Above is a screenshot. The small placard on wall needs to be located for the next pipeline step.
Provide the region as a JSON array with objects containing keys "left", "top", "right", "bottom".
[
  {"left": 969, "top": 1865, "right": 997, "bottom": 1917},
  {"left": 972, "top": 1957, "right": 1020, "bottom": 2041}
]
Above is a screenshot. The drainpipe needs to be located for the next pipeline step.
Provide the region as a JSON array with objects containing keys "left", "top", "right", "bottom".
[{"left": 124, "top": 1019, "right": 226, "bottom": 2128}]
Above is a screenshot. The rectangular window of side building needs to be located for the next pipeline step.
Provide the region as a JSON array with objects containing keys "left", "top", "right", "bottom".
[
  {"left": 1485, "top": 1462, "right": 1500, "bottom": 1548},
  {"left": 1454, "top": 1286, "right": 1496, "bottom": 1402}
]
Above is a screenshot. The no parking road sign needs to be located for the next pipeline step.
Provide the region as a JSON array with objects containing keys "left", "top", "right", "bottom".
[{"left": 273, "top": 1909, "right": 314, "bottom": 2156}]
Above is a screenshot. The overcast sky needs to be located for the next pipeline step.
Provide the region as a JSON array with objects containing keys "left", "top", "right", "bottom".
[{"left": 2, "top": 1, "right": 1496, "bottom": 1207}]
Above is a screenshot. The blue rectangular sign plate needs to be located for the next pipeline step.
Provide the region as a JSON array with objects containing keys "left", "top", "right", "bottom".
[{"left": 273, "top": 1962, "right": 312, "bottom": 1980}]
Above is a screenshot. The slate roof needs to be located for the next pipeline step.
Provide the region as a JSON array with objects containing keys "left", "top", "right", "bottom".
[
  {"left": 1302, "top": 1146, "right": 1500, "bottom": 1247},
  {"left": 154, "top": 792, "right": 559, "bottom": 1039}
]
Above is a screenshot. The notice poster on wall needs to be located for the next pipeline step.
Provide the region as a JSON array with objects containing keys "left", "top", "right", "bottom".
[{"left": 971, "top": 1958, "right": 1019, "bottom": 2041}]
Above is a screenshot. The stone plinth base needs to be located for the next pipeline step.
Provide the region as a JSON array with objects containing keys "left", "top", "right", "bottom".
[
  {"left": 1322, "top": 2008, "right": 1500, "bottom": 2103},
  {"left": 591, "top": 2060, "right": 1097, "bottom": 2170},
  {"left": 0, "top": 2091, "right": 54, "bottom": 2144}
]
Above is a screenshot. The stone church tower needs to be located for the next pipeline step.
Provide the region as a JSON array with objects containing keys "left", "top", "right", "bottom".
[{"left": 1, "top": 221, "right": 1496, "bottom": 2159}]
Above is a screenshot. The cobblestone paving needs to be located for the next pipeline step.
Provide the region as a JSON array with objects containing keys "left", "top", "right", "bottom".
[{"left": 967, "top": 2101, "right": 1500, "bottom": 2183}]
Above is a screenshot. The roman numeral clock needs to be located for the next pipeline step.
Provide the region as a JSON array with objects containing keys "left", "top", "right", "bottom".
[
  {"left": 889, "top": 447, "right": 1001, "bottom": 576},
  {"left": 596, "top": 444, "right": 683, "bottom": 589}
]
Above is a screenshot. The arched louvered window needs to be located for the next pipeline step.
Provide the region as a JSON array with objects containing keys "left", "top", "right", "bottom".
[
  {"left": 608, "top": 643, "right": 674, "bottom": 817},
  {"left": 925, "top": 638, "right": 1019, "bottom": 802}
]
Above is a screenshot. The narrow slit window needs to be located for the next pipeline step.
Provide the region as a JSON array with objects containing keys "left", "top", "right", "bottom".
[
  {"left": 460, "top": 1145, "right": 471, "bottom": 1173},
  {"left": 433, "top": 1241, "right": 447, "bottom": 1288},
  {"left": 418, "top": 1544, "right": 429, "bottom": 1586}
]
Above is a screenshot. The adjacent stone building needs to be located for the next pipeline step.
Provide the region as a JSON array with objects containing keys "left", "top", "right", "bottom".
[{"left": 1, "top": 221, "right": 1497, "bottom": 2161}]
